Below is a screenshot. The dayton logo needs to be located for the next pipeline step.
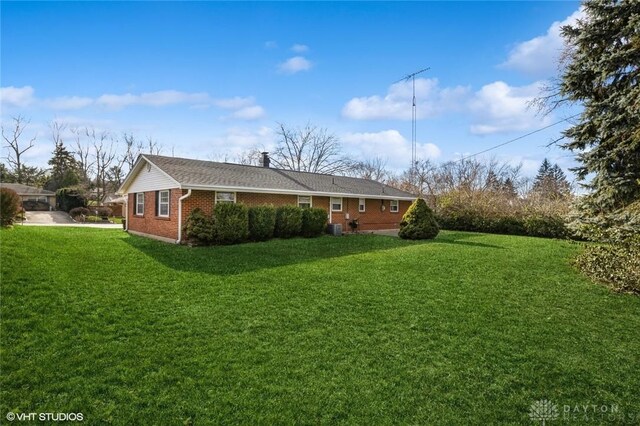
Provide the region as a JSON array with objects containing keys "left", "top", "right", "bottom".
[{"left": 529, "top": 400, "right": 559, "bottom": 425}]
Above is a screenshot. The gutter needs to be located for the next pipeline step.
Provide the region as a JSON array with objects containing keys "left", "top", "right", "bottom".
[{"left": 176, "top": 189, "right": 192, "bottom": 244}]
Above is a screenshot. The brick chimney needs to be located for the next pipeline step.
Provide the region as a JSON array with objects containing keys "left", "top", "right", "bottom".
[{"left": 261, "top": 152, "right": 270, "bottom": 168}]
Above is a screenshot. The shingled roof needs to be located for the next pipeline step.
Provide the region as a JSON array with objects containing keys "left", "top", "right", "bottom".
[{"left": 123, "top": 155, "right": 414, "bottom": 200}]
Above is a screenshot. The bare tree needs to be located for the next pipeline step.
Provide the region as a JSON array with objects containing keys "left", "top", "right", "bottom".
[
  {"left": 348, "top": 157, "right": 389, "bottom": 182},
  {"left": 236, "top": 148, "right": 263, "bottom": 166},
  {"left": 86, "top": 127, "right": 116, "bottom": 201},
  {"left": 1, "top": 115, "right": 36, "bottom": 184},
  {"left": 271, "top": 122, "right": 350, "bottom": 174},
  {"left": 72, "top": 127, "right": 95, "bottom": 182}
]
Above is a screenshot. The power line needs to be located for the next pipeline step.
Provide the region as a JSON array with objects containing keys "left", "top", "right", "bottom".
[
  {"left": 394, "top": 67, "right": 430, "bottom": 169},
  {"left": 450, "top": 113, "right": 580, "bottom": 164}
]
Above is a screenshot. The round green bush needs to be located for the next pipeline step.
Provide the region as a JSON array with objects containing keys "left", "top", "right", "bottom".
[
  {"left": 301, "top": 207, "right": 328, "bottom": 238},
  {"left": 248, "top": 205, "right": 276, "bottom": 241},
  {"left": 0, "top": 188, "right": 21, "bottom": 227},
  {"left": 399, "top": 198, "right": 439, "bottom": 240},
  {"left": 183, "top": 208, "right": 214, "bottom": 245},
  {"left": 274, "top": 205, "right": 303, "bottom": 238},
  {"left": 213, "top": 203, "right": 249, "bottom": 245}
]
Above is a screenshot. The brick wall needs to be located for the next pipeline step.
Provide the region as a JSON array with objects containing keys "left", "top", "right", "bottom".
[
  {"left": 128, "top": 189, "right": 413, "bottom": 241},
  {"left": 127, "top": 189, "right": 182, "bottom": 241}
]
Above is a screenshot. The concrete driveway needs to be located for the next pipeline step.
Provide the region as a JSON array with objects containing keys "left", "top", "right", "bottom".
[{"left": 22, "top": 211, "right": 122, "bottom": 228}]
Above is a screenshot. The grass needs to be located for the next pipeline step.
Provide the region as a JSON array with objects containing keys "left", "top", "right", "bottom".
[{"left": 1, "top": 227, "right": 639, "bottom": 424}]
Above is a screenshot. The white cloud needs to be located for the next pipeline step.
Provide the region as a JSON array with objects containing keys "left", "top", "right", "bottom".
[
  {"left": 42, "top": 96, "right": 94, "bottom": 110},
  {"left": 0, "top": 86, "right": 35, "bottom": 108},
  {"left": 230, "top": 106, "right": 266, "bottom": 121},
  {"left": 278, "top": 56, "right": 313, "bottom": 74},
  {"left": 209, "top": 126, "right": 276, "bottom": 153},
  {"left": 468, "top": 80, "right": 551, "bottom": 135},
  {"left": 214, "top": 96, "right": 256, "bottom": 110},
  {"left": 291, "top": 44, "right": 309, "bottom": 53},
  {"left": 96, "top": 90, "right": 210, "bottom": 109},
  {"left": 342, "top": 129, "right": 441, "bottom": 169},
  {"left": 342, "top": 78, "right": 469, "bottom": 121},
  {"left": 501, "top": 8, "right": 585, "bottom": 77}
]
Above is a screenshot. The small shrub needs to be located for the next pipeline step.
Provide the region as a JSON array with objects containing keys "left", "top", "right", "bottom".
[
  {"left": 274, "top": 205, "right": 303, "bottom": 238},
  {"left": 399, "top": 198, "right": 439, "bottom": 240},
  {"left": 0, "top": 188, "right": 21, "bottom": 227},
  {"left": 213, "top": 203, "right": 249, "bottom": 245},
  {"left": 69, "top": 207, "right": 90, "bottom": 219},
  {"left": 575, "top": 237, "right": 640, "bottom": 294},
  {"left": 301, "top": 208, "right": 328, "bottom": 238},
  {"left": 183, "top": 208, "right": 214, "bottom": 245},
  {"left": 96, "top": 206, "right": 113, "bottom": 217},
  {"left": 248, "top": 205, "right": 276, "bottom": 241}
]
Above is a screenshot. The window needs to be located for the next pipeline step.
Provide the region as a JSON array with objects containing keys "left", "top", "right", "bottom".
[
  {"left": 298, "top": 195, "right": 312, "bottom": 209},
  {"left": 359, "top": 198, "right": 366, "bottom": 213},
  {"left": 157, "top": 190, "right": 170, "bottom": 217},
  {"left": 390, "top": 200, "right": 399, "bottom": 213},
  {"left": 135, "top": 193, "right": 144, "bottom": 215},
  {"left": 331, "top": 197, "right": 342, "bottom": 212},
  {"left": 215, "top": 191, "right": 236, "bottom": 204}
]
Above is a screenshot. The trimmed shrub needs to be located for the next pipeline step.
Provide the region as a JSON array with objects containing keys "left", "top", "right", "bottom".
[
  {"left": 274, "top": 205, "right": 303, "bottom": 238},
  {"left": 213, "top": 202, "right": 249, "bottom": 245},
  {"left": 183, "top": 208, "right": 214, "bottom": 245},
  {"left": 575, "top": 237, "right": 640, "bottom": 294},
  {"left": 248, "top": 205, "right": 276, "bottom": 241},
  {"left": 0, "top": 188, "right": 21, "bottom": 227},
  {"left": 69, "top": 207, "right": 90, "bottom": 219},
  {"left": 301, "top": 207, "right": 328, "bottom": 238},
  {"left": 399, "top": 198, "right": 439, "bottom": 240},
  {"left": 96, "top": 206, "right": 113, "bottom": 218}
]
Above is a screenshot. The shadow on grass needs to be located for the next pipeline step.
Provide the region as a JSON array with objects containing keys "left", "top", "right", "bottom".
[{"left": 123, "top": 231, "right": 501, "bottom": 276}]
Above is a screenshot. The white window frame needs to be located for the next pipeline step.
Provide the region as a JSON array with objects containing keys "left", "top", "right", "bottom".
[
  {"left": 359, "top": 198, "right": 366, "bottom": 213},
  {"left": 390, "top": 199, "right": 399, "bottom": 213},
  {"left": 158, "top": 190, "right": 170, "bottom": 217},
  {"left": 215, "top": 191, "right": 236, "bottom": 204},
  {"left": 298, "top": 195, "right": 312, "bottom": 209},
  {"left": 135, "top": 193, "right": 144, "bottom": 215},
  {"left": 331, "top": 197, "right": 343, "bottom": 212}
]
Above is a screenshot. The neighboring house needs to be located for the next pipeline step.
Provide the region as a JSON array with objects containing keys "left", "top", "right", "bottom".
[
  {"left": 102, "top": 193, "right": 126, "bottom": 217},
  {"left": 0, "top": 183, "right": 55, "bottom": 211},
  {"left": 118, "top": 154, "right": 415, "bottom": 243}
]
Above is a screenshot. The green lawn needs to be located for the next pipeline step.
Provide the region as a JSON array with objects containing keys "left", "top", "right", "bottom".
[{"left": 1, "top": 227, "right": 639, "bottom": 424}]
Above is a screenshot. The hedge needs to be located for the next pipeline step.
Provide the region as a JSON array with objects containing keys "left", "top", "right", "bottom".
[
  {"left": 0, "top": 188, "right": 21, "bottom": 227},
  {"left": 301, "top": 208, "right": 328, "bottom": 238},
  {"left": 274, "top": 205, "right": 303, "bottom": 238},
  {"left": 213, "top": 203, "right": 249, "bottom": 245},
  {"left": 248, "top": 205, "right": 276, "bottom": 241},
  {"left": 183, "top": 208, "right": 215, "bottom": 245}
]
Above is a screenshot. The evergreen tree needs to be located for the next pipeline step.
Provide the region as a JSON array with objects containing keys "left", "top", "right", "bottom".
[
  {"left": 532, "top": 158, "right": 570, "bottom": 199},
  {"left": 45, "top": 141, "right": 81, "bottom": 191},
  {"left": 559, "top": 1, "right": 639, "bottom": 215}
]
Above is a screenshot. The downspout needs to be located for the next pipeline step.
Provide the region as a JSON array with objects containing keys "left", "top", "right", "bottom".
[
  {"left": 124, "top": 196, "right": 128, "bottom": 231},
  {"left": 176, "top": 189, "right": 192, "bottom": 244}
]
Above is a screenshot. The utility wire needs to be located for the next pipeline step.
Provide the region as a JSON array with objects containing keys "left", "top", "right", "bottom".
[{"left": 450, "top": 113, "right": 581, "bottom": 164}]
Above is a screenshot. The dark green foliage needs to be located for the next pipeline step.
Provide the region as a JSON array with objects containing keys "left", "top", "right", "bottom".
[
  {"left": 69, "top": 207, "right": 90, "bottom": 218},
  {"left": 274, "top": 205, "right": 303, "bottom": 238},
  {"left": 213, "top": 203, "right": 249, "bottom": 245},
  {"left": 399, "top": 198, "right": 439, "bottom": 240},
  {"left": 56, "top": 187, "right": 86, "bottom": 212},
  {"left": 45, "top": 141, "right": 81, "bottom": 192},
  {"left": 183, "top": 208, "right": 214, "bottom": 245},
  {"left": 301, "top": 207, "right": 328, "bottom": 238},
  {"left": 523, "top": 215, "right": 567, "bottom": 239},
  {"left": 532, "top": 159, "right": 571, "bottom": 200},
  {"left": 575, "top": 238, "right": 640, "bottom": 294},
  {"left": 558, "top": 1, "right": 640, "bottom": 217},
  {"left": 0, "top": 188, "right": 20, "bottom": 227},
  {"left": 248, "top": 205, "right": 276, "bottom": 241}
]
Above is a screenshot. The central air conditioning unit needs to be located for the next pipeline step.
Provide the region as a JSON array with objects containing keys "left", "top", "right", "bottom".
[{"left": 327, "top": 223, "right": 342, "bottom": 236}]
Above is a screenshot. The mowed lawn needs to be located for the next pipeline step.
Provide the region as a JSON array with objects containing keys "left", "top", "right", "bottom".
[{"left": 1, "top": 227, "right": 639, "bottom": 425}]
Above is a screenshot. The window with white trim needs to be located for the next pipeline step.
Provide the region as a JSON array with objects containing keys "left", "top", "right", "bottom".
[
  {"left": 215, "top": 191, "right": 236, "bottom": 204},
  {"left": 135, "top": 193, "right": 144, "bottom": 215},
  {"left": 157, "top": 190, "right": 170, "bottom": 217},
  {"left": 298, "top": 195, "right": 312, "bottom": 209},
  {"left": 331, "top": 197, "right": 342, "bottom": 212},
  {"left": 390, "top": 200, "right": 399, "bottom": 213},
  {"left": 359, "top": 198, "right": 366, "bottom": 213}
]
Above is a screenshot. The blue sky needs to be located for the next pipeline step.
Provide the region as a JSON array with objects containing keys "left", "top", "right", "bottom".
[{"left": 1, "top": 1, "right": 582, "bottom": 178}]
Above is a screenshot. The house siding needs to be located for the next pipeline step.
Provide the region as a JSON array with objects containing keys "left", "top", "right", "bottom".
[{"left": 128, "top": 164, "right": 177, "bottom": 193}]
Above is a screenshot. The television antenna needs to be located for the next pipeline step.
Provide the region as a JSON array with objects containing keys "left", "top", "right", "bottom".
[{"left": 394, "top": 67, "right": 430, "bottom": 169}]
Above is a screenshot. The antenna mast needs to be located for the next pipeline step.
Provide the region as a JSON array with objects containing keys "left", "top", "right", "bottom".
[{"left": 395, "top": 67, "right": 430, "bottom": 169}]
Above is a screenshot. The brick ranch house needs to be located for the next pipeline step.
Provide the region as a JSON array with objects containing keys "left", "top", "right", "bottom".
[{"left": 118, "top": 154, "right": 415, "bottom": 243}]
